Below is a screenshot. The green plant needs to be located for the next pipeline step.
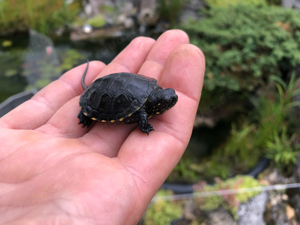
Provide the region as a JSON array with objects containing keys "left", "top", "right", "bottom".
[
  {"left": 205, "top": 0, "right": 267, "bottom": 7},
  {"left": 191, "top": 122, "right": 259, "bottom": 180},
  {"left": 167, "top": 158, "right": 198, "bottom": 183},
  {"left": 266, "top": 0, "right": 281, "bottom": 5},
  {"left": 0, "top": 0, "right": 4, "bottom": 20},
  {"left": 262, "top": 72, "right": 300, "bottom": 170},
  {"left": 158, "top": 0, "right": 185, "bottom": 28},
  {"left": 266, "top": 127, "right": 299, "bottom": 170},
  {"left": 195, "top": 176, "right": 263, "bottom": 220},
  {"left": 144, "top": 190, "right": 182, "bottom": 225},
  {"left": 180, "top": 71, "right": 300, "bottom": 180},
  {"left": 0, "top": 0, "right": 81, "bottom": 35},
  {"left": 182, "top": 5, "right": 300, "bottom": 91}
]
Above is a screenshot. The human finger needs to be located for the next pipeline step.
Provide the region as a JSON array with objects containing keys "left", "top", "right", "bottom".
[
  {"left": 117, "top": 44, "right": 205, "bottom": 204},
  {"left": 138, "top": 29, "right": 189, "bottom": 81}
]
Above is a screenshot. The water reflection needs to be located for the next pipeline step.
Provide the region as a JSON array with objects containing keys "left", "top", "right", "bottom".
[{"left": 0, "top": 29, "right": 136, "bottom": 103}]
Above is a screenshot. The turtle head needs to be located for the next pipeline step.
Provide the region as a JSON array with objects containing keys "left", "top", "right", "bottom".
[{"left": 147, "top": 88, "right": 178, "bottom": 115}]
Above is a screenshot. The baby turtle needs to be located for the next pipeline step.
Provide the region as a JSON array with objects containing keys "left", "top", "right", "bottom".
[{"left": 78, "top": 60, "right": 178, "bottom": 134}]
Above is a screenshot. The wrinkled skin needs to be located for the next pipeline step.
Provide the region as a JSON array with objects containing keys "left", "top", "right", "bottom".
[{"left": 0, "top": 30, "right": 205, "bottom": 225}]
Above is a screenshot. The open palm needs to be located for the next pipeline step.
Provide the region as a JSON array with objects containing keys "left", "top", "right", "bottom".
[{"left": 0, "top": 30, "right": 205, "bottom": 224}]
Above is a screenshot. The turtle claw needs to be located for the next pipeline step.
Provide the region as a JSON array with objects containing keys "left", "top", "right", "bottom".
[
  {"left": 78, "top": 111, "right": 93, "bottom": 128},
  {"left": 140, "top": 123, "right": 154, "bottom": 135}
]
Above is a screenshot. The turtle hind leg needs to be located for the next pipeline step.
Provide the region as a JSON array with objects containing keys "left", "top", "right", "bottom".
[
  {"left": 78, "top": 111, "right": 93, "bottom": 128},
  {"left": 138, "top": 122, "right": 154, "bottom": 135}
]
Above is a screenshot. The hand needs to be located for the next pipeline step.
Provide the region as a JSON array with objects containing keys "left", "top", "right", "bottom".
[{"left": 0, "top": 30, "right": 205, "bottom": 224}]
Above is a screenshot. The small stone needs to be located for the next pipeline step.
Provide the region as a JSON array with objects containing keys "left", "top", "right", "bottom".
[
  {"left": 268, "top": 171, "right": 278, "bottom": 183},
  {"left": 270, "top": 194, "right": 282, "bottom": 206},
  {"left": 286, "top": 205, "right": 295, "bottom": 220},
  {"left": 259, "top": 179, "right": 270, "bottom": 186},
  {"left": 281, "top": 194, "right": 288, "bottom": 201}
]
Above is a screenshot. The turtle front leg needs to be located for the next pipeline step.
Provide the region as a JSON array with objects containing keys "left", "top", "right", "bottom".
[
  {"left": 138, "top": 108, "right": 154, "bottom": 135},
  {"left": 78, "top": 111, "right": 93, "bottom": 128}
]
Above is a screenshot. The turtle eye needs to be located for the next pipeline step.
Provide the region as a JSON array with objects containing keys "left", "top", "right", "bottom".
[{"left": 164, "top": 100, "right": 171, "bottom": 104}]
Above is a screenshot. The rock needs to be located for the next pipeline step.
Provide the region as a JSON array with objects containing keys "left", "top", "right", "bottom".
[
  {"left": 194, "top": 115, "right": 215, "bottom": 128},
  {"left": 289, "top": 152, "right": 300, "bottom": 221},
  {"left": 293, "top": 154, "right": 300, "bottom": 181},
  {"left": 287, "top": 192, "right": 300, "bottom": 222},
  {"left": 268, "top": 203, "right": 290, "bottom": 225},
  {"left": 282, "top": 194, "right": 289, "bottom": 201},
  {"left": 180, "top": 0, "right": 206, "bottom": 24},
  {"left": 139, "top": 0, "right": 157, "bottom": 25},
  {"left": 282, "top": 0, "right": 300, "bottom": 9},
  {"left": 183, "top": 199, "right": 196, "bottom": 220},
  {"left": 237, "top": 191, "right": 269, "bottom": 225},
  {"left": 124, "top": 17, "right": 135, "bottom": 28},
  {"left": 271, "top": 194, "right": 282, "bottom": 206},
  {"left": 208, "top": 208, "right": 237, "bottom": 225},
  {"left": 84, "top": 3, "right": 93, "bottom": 16},
  {"left": 170, "top": 218, "right": 192, "bottom": 225},
  {"left": 286, "top": 205, "right": 295, "bottom": 220}
]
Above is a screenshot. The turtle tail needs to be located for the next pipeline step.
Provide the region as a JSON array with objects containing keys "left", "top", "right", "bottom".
[{"left": 81, "top": 59, "right": 89, "bottom": 90}]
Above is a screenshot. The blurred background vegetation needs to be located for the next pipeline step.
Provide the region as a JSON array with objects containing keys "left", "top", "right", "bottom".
[{"left": 1, "top": 0, "right": 300, "bottom": 223}]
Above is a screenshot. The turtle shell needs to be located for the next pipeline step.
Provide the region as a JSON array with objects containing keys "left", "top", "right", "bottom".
[{"left": 79, "top": 73, "right": 158, "bottom": 122}]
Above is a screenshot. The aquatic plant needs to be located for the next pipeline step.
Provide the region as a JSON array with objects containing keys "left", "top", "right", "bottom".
[{"left": 59, "top": 49, "right": 86, "bottom": 71}]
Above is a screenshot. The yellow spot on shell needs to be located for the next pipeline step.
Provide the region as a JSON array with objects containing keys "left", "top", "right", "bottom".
[
  {"left": 111, "top": 120, "right": 115, "bottom": 123},
  {"left": 158, "top": 103, "right": 160, "bottom": 106},
  {"left": 84, "top": 112, "right": 88, "bottom": 116},
  {"left": 101, "top": 120, "right": 106, "bottom": 122},
  {"left": 156, "top": 112, "right": 160, "bottom": 114},
  {"left": 119, "top": 118, "right": 124, "bottom": 122},
  {"left": 91, "top": 118, "right": 97, "bottom": 120}
]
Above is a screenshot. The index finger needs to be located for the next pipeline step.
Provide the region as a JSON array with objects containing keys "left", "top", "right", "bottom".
[{"left": 118, "top": 44, "right": 205, "bottom": 203}]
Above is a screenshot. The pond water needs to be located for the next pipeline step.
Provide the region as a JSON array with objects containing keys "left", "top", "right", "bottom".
[{"left": 0, "top": 29, "right": 142, "bottom": 102}]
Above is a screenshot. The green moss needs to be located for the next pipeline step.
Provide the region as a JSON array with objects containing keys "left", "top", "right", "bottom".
[
  {"left": 87, "top": 15, "right": 106, "bottom": 28},
  {"left": 195, "top": 176, "right": 263, "bottom": 220},
  {"left": 144, "top": 190, "right": 182, "bottom": 225}
]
